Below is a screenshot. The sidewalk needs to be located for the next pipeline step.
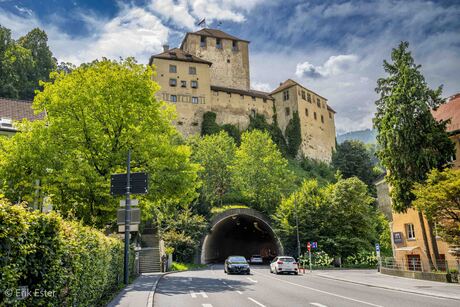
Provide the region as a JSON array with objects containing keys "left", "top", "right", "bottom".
[
  {"left": 107, "top": 273, "right": 164, "bottom": 307},
  {"left": 314, "top": 269, "right": 460, "bottom": 300}
]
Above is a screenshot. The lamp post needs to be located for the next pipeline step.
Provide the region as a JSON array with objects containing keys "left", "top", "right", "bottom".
[{"left": 294, "top": 195, "right": 301, "bottom": 260}]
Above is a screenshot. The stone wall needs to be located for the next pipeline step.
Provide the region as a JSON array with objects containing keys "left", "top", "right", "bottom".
[
  {"left": 182, "top": 34, "right": 250, "bottom": 91},
  {"left": 381, "top": 267, "right": 455, "bottom": 283}
]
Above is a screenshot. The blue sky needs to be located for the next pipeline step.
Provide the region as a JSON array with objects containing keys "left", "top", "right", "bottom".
[{"left": 1, "top": 0, "right": 459, "bottom": 133}]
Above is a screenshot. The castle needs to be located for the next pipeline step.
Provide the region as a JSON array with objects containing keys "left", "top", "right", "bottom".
[{"left": 149, "top": 28, "right": 336, "bottom": 162}]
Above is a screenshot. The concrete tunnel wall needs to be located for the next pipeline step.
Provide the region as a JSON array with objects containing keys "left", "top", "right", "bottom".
[{"left": 200, "top": 208, "right": 284, "bottom": 264}]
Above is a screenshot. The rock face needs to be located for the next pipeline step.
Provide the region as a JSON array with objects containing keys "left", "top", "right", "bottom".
[{"left": 150, "top": 28, "right": 337, "bottom": 162}]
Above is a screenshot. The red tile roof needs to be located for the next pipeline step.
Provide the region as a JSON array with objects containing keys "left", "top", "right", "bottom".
[
  {"left": 432, "top": 93, "right": 460, "bottom": 133},
  {"left": 150, "top": 48, "right": 213, "bottom": 66},
  {"left": 0, "top": 97, "right": 44, "bottom": 122}
]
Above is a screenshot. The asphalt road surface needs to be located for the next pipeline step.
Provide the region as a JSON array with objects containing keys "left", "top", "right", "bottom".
[{"left": 153, "top": 265, "right": 459, "bottom": 307}]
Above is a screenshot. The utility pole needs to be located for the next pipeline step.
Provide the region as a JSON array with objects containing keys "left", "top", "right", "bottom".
[
  {"left": 294, "top": 195, "right": 301, "bottom": 260},
  {"left": 124, "top": 149, "right": 131, "bottom": 285}
]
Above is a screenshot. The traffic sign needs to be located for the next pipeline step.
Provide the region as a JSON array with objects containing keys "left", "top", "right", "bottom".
[
  {"left": 307, "top": 242, "right": 311, "bottom": 251},
  {"left": 312, "top": 242, "right": 317, "bottom": 249},
  {"left": 375, "top": 243, "right": 380, "bottom": 252}
]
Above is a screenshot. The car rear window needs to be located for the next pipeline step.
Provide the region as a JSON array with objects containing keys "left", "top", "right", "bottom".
[
  {"left": 229, "top": 256, "right": 246, "bottom": 262},
  {"left": 280, "top": 257, "right": 295, "bottom": 262},
  {"left": 252, "top": 255, "right": 261, "bottom": 258}
]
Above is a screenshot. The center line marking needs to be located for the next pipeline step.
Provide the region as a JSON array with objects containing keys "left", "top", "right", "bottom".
[
  {"left": 252, "top": 272, "right": 382, "bottom": 307},
  {"left": 237, "top": 290, "right": 243, "bottom": 294},
  {"left": 247, "top": 277, "right": 258, "bottom": 283},
  {"left": 190, "top": 290, "right": 208, "bottom": 298},
  {"left": 202, "top": 304, "right": 213, "bottom": 307},
  {"left": 248, "top": 297, "right": 266, "bottom": 307},
  {"left": 311, "top": 303, "right": 328, "bottom": 307}
]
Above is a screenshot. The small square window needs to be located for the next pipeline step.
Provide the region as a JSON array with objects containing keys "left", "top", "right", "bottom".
[
  {"left": 216, "top": 38, "right": 222, "bottom": 49},
  {"left": 252, "top": 96, "right": 256, "bottom": 101},
  {"left": 227, "top": 59, "right": 230, "bottom": 63},
  {"left": 317, "top": 98, "right": 321, "bottom": 107},
  {"left": 285, "top": 107, "right": 290, "bottom": 116},
  {"left": 240, "top": 94, "right": 244, "bottom": 99},
  {"left": 307, "top": 93, "right": 311, "bottom": 103},
  {"left": 314, "top": 112, "right": 317, "bottom": 120},
  {"left": 329, "top": 112, "right": 332, "bottom": 119},
  {"left": 191, "top": 81, "right": 198, "bottom": 88},
  {"left": 232, "top": 40, "right": 238, "bottom": 51},
  {"left": 321, "top": 115, "right": 324, "bottom": 123},
  {"left": 305, "top": 108, "right": 308, "bottom": 116},
  {"left": 301, "top": 90, "right": 306, "bottom": 100},
  {"left": 283, "top": 90, "right": 289, "bottom": 101},
  {"left": 200, "top": 36, "right": 206, "bottom": 47},
  {"left": 169, "top": 65, "right": 177, "bottom": 73},
  {"left": 169, "top": 79, "right": 177, "bottom": 87},
  {"left": 192, "top": 96, "right": 198, "bottom": 104},
  {"left": 170, "top": 95, "right": 177, "bottom": 102},
  {"left": 263, "top": 98, "right": 267, "bottom": 103},
  {"left": 189, "top": 67, "right": 196, "bottom": 75},
  {"left": 181, "top": 81, "right": 187, "bottom": 88}
]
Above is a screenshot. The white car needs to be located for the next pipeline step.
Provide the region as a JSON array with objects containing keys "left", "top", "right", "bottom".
[
  {"left": 270, "top": 256, "right": 298, "bottom": 275},
  {"left": 250, "top": 255, "right": 263, "bottom": 264}
]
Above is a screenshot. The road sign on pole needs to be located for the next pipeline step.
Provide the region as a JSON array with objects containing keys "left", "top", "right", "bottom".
[
  {"left": 307, "top": 242, "right": 311, "bottom": 251},
  {"left": 375, "top": 243, "right": 381, "bottom": 272},
  {"left": 312, "top": 242, "right": 317, "bottom": 249}
]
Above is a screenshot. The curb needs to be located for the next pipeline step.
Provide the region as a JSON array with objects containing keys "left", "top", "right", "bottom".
[
  {"left": 149, "top": 270, "right": 191, "bottom": 307},
  {"left": 316, "top": 274, "right": 460, "bottom": 301}
]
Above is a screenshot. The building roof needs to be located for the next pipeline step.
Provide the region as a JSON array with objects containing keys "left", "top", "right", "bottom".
[
  {"left": 211, "top": 85, "right": 273, "bottom": 100},
  {"left": 149, "top": 48, "right": 213, "bottom": 66},
  {"left": 432, "top": 93, "right": 460, "bottom": 134},
  {"left": 185, "top": 28, "right": 249, "bottom": 42},
  {"left": 0, "top": 97, "right": 44, "bottom": 122}
]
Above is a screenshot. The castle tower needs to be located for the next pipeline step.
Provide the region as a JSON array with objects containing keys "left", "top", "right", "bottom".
[{"left": 180, "top": 28, "right": 250, "bottom": 91}]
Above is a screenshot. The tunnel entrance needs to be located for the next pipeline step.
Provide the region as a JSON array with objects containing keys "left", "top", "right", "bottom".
[{"left": 201, "top": 208, "right": 283, "bottom": 263}]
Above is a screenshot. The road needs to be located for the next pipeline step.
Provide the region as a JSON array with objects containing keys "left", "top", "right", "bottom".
[{"left": 153, "top": 265, "right": 460, "bottom": 307}]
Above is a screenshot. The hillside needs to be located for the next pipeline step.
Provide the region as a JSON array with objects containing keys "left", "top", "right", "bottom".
[{"left": 337, "top": 129, "right": 377, "bottom": 144}]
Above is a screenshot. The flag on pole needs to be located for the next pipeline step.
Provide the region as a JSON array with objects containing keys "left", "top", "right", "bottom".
[{"left": 197, "top": 18, "right": 206, "bottom": 27}]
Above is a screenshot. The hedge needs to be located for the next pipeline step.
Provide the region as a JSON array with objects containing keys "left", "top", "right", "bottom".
[{"left": 0, "top": 199, "right": 131, "bottom": 306}]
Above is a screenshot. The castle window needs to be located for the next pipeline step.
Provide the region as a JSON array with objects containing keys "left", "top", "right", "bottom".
[
  {"left": 191, "top": 80, "right": 198, "bottom": 88},
  {"left": 200, "top": 36, "right": 206, "bottom": 47},
  {"left": 307, "top": 93, "right": 311, "bottom": 103},
  {"left": 321, "top": 115, "right": 324, "bottom": 123},
  {"left": 232, "top": 40, "right": 238, "bottom": 51},
  {"left": 252, "top": 96, "right": 256, "bottom": 101},
  {"left": 329, "top": 112, "right": 332, "bottom": 119},
  {"left": 305, "top": 108, "right": 309, "bottom": 116},
  {"left": 263, "top": 98, "right": 267, "bottom": 103},
  {"left": 189, "top": 67, "right": 196, "bottom": 75},
  {"left": 169, "top": 64, "right": 177, "bottom": 73},
  {"left": 314, "top": 112, "right": 317, "bottom": 120},
  {"left": 170, "top": 95, "right": 177, "bottom": 102},
  {"left": 301, "top": 90, "right": 306, "bottom": 100},
  {"left": 240, "top": 94, "right": 244, "bottom": 99},
  {"left": 251, "top": 109, "right": 256, "bottom": 117},
  {"left": 227, "top": 59, "right": 230, "bottom": 63},
  {"left": 406, "top": 223, "right": 416, "bottom": 239},
  {"left": 181, "top": 80, "right": 187, "bottom": 88},
  {"left": 283, "top": 90, "right": 289, "bottom": 101},
  {"left": 192, "top": 96, "right": 198, "bottom": 104},
  {"left": 216, "top": 38, "right": 222, "bottom": 49},
  {"left": 169, "top": 78, "right": 177, "bottom": 87},
  {"left": 285, "top": 107, "right": 290, "bottom": 116},
  {"left": 323, "top": 102, "right": 326, "bottom": 109},
  {"left": 317, "top": 98, "right": 321, "bottom": 107}
]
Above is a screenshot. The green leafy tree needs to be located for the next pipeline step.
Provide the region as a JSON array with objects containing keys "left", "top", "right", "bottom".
[
  {"left": 231, "top": 130, "right": 294, "bottom": 214},
  {"left": 373, "top": 41, "right": 455, "bottom": 268},
  {"left": 413, "top": 168, "right": 460, "bottom": 246},
  {"left": 332, "top": 140, "right": 377, "bottom": 189},
  {"left": 190, "top": 131, "right": 236, "bottom": 207},
  {"left": 0, "top": 58, "right": 200, "bottom": 227},
  {"left": 201, "top": 111, "right": 221, "bottom": 136},
  {"left": 285, "top": 111, "right": 301, "bottom": 157}
]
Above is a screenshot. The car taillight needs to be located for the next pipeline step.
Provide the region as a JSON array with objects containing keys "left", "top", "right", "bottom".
[{"left": 277, "top": 261, "right": 283, "bottom": 264}]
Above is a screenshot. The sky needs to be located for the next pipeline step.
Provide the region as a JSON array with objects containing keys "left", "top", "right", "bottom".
[{"left": 1, "top": 0, "right": 459, "bottom": 134}]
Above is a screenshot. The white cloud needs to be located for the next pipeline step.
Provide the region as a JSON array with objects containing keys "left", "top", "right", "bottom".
[
  {"left": 251, "top": 81, "right": 271, "bottom": 92},
  {"left": 295, "top": 54, "right": 359, "bottom": 79}
]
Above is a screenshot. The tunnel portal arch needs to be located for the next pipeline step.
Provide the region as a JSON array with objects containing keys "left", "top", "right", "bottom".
[{"left": 201, "top": 208, "right": 284, "bottom": 263}]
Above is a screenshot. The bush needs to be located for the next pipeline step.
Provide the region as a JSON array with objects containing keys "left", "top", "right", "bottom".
[
  {"left": 0, "top": 200, "right": 130, "bottom": 306},
  {"left": 299, "top": 250, "right": 333, "bottom": 268},
  {"left": 344, "top": 251, "right": 378, "bottom": 268}
]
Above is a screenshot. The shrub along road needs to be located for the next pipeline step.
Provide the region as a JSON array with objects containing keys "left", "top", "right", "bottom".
[{"left": 153, "top": 265, "right": 460, "bottom": 307}]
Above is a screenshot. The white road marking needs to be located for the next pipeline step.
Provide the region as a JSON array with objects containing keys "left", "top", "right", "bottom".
[
  {"left": 202, "top": 304, "right": 213, "bottom": 307},
  {"left": 190, "top": 290, "right": 208, "bottom": 298},
  {"left": 237, "top": 290, "right": 243, "bottom": 294},
  {"left": 253, "top": 272, "right": 383, "bottom": 307},
  {"left": 248, "top": 297, "right": 267, "bottom": 307},
  {"left": 311, "top": 303, "right": 328, "bottom": 307},
  {"left": 247, "top": 277, "right": 258, "bottom": 283}
]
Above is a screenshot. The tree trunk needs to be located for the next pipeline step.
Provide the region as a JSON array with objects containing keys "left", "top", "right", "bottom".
[
  {"left": 417, "top": 209, "right": 434, "bottom": 271},
  {"left": 427, "top": 220, "right": 440, "bottom": 270}
]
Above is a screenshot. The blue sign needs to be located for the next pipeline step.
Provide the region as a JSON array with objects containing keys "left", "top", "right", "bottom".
[
  {"left": 375, "top": 243, "right": 380, "bottom": 252},
  {"left": 312, "top": 242, "right": 318, "bottom": 249}
]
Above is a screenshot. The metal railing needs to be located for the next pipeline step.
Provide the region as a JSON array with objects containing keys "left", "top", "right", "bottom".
[{"left": 381, "top": 257, "right": 460, "bottom": 273}]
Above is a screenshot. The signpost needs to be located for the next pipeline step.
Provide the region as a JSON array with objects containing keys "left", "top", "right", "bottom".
[
  {"left": 110, "top": 150, "right": 148, "bottom": 285},
  {"left": 307, "top": 242, "right": 312, "bottom": 273},
  {"left": 375, "top": 243, "right": 381, "bottom": 272}
]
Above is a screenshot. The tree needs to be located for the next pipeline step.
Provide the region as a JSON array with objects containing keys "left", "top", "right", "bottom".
[
  {"left": 231, "top": 130, "right": 294, "bottom": 214},
  {"left": 190, "top": 131, "right": 236, "bottom": 207},
  {"left": 413, "top": 168, "right": 460, "bottom": 246},
  {"left": 201, "top": 111, "right": 221, "bottom": 136},
  {"left": 0, "top": 58, "right": 200, "bottom": 227},
  {"left": 373, "top": 41, "right": 455, "bottom": 268},
  {"left": 332, "top": 140, "right": 376, "bottom": 189},
  {"left": 285, "top": 111, "right": 301, "bottom": 157},
  {"left": 248, "top": 113, "right": 288, "bottom": 155}
]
